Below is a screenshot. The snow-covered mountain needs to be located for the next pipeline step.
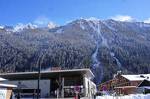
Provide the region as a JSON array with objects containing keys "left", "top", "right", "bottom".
[
  {"left": 13, "top": 23, "right": 37, "bottom": 32},
  {"left": 0, "top": 18, "right": 150, "bottom": 84},
  {"left": 47, "top": 22, "right": 57, "bottom": 29},
  {"left": 1, "top": 23, "right": 38, "bottom": 32},
  {"left": 0, "top": 25, "right": 4, "bottom": 29}
]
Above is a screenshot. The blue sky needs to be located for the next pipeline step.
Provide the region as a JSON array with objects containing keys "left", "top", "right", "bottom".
[{"left": 0, "top": 0, "right": 150, "bottom": 26}]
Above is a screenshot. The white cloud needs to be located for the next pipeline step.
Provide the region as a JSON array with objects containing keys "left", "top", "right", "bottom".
[
  {"left": 144, "top": 18, "right": 150, "bottom": 23},
  {"left": 34, "top": 16, "right": 57, "bottom": 27},
  {"left": 111, "top": 15, "right": 135, "bottom": 22},
  {"left": 34, "top": 16, "right": 50, "bottom": 26}
]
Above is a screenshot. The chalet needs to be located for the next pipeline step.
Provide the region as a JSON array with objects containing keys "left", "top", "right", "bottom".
[
  {"left": 0, "top": 69, "right": 96, "bottom": 98},
  {"left": 98, "top": 72, "right": 150, "bottom": 95}
]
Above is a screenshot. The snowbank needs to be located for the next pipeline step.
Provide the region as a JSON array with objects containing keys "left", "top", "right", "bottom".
[{"left": 96, "top": 94, "right": 150, "bottom": 99}]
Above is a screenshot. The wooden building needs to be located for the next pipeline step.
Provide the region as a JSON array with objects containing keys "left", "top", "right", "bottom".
[{"left": 98, "top": 72, "right": 150, "bottom": 95}]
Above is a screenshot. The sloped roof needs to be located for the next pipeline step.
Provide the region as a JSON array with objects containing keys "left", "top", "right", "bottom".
[
  {"left": 0, "top": 83, "right": 17, "bottom": 88},
  {"left": 115, "top": 86, "right": 137, "bottom": 89},
  {"left": 0, "top": 69, "right": 94, "bottom": 80},
  {"left": 121, "top": 74, "right": 150, "bottom": 81},
  {"left": 0, "top": 77, "right": 7, "bottom": 81},
  {"left": 138, "top": 79, "right": 150, "bottom": 87}
]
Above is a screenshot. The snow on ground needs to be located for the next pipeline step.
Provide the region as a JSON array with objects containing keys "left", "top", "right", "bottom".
[
  {"left": 96, "top": 94, "right": 150, "bottom": 99},
  {"left": 56, "top": 28, "right": 63, "bottom": 34}
]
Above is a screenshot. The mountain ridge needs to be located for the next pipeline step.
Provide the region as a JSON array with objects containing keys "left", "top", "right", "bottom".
[{"left": 0, "top": 19, "right": 150, "bottom": 84}]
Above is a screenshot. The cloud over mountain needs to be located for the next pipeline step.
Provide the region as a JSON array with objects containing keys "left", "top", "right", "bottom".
[
  {"left": 144, "top": 18, "right": 150, "bottom": 23},
  {"left": 111, "top": 15, "right": 135, "bottom": 22}
]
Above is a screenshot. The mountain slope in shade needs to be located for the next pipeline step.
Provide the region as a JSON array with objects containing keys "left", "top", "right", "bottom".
[{"left": 0, "top": 19, "right": 150, "bottom": 84}]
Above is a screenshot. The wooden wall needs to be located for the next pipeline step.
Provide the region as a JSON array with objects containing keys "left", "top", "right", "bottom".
[
  {"left": 98, "top": 75, "right": 143, "bottom": 95},
  {"left": 6, "top": 88, "right": 12, "bottom": 99},
  {"left": 115, "top": 87, "right": 137, "bottom": 95}
]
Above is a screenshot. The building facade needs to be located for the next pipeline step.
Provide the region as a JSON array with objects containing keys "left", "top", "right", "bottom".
[{"left": 0, "top": 69, "right": 96, "bottom": 98}]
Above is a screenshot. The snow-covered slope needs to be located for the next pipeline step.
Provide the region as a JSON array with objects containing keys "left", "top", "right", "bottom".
[
  {"left": 13, "top": 23, "right": 37, "bottom": 32},
  {"left": 96, "top": 94, "right": 150, "bottom": 99},
  {"left": 47, "top": 22, "right": 57, "bottom": 29},
  {"left": 0, "top": 25, "right": 4, "bottom": 29}
]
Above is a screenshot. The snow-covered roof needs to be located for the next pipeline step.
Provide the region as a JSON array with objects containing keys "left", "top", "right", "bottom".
[
  {"left": 121, "top": 74, "right": 150, "bottom": 81},
  {"left": 140, "top": 86, "right": 150, "bottom": 89},
  {"left": 0, "top": 83, "right": 17, "bottom": 88},
  {"left": 115, "top": 86, "right": 137, "bottom": 89},
  {"left": 0, "top": 77, "right": 7, "bottom": 81}
]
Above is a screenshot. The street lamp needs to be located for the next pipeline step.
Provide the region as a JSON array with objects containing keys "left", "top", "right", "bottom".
[
  {"left": 37, "top": 50, "right": 47, "bottom": 99},
  {"left": 37, "top": 56, "right": 41, "bottom": 99}
]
